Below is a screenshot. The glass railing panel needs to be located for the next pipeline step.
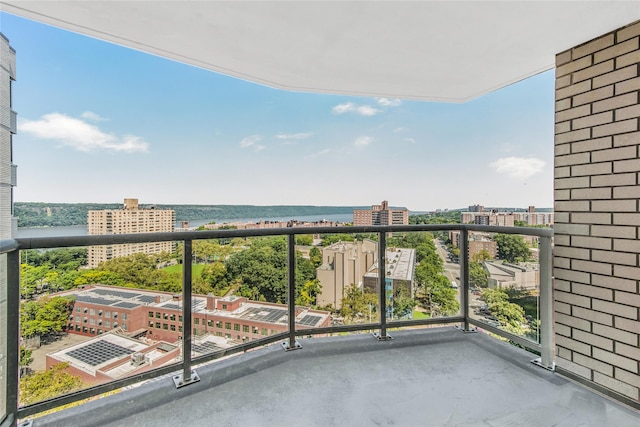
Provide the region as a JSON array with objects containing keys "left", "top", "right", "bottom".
[
  {"left": 303, "top": 231, "right": 380, "bottom": 334},
  {"left": 0, "top": 252, "right": 8, "bottom": 423},
  {"left": 464, "top": 230, "right": 543, "bottom": 347},
  {"left": 387, "top": 230, "right": 461, "bottom": 325}
]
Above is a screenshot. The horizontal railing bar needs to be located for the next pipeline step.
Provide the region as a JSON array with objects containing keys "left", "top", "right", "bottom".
[
  {"left": 0, "top": 239, "right": 18, "bottom": 255},
  {"left": 13, "top": 224, "right": 552, "bottom": 250},
  {"left": 468, "top": 319, "right": 541, "bottom": 353}
]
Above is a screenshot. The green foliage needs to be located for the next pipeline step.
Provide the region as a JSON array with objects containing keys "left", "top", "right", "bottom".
[
  {"left": 471, "top": 250, "right": 492, "bottom": 263},
  {"left": 295, "top": 235, "right": 313, "bottom": 246},
  {"left": 340, "top": 284, "right": 377, "bottom": 321},
  {"left": 494, "top": 234, "right": 531, "bottom": 263},
  {"left": 21, "top": 248, "right": 87, "bottom": 268},
  {"left": 19, "top": 363, "right": 83, "bottom": 405},
  {"left": 320, "top": 234, "right": 355, "bottom": 246},
  {"left": 391, "top": 287, "right": 416, "bottom": 319},
  {"left": 309, "top": 247, "right": 322, "bottom": 268},
  {"left": 296, "top": 279, "right": 322, "bottom": 306},
  {"left": 469, "top": 262, "right": 489, "bottom": 288},
  {"left": 96, "top": 253, "right": 181, "bottom": 292},
  {"left": 409, "top": 211, "right": 461, "bottom": 225},
  {"left": 481, "top": 287, "right": 526, "bottom": 332},
  {"left": 20, "top": 346, "right": 33, "bottom": 376},
  {"left": 20, "top": 296, "right": 75, "bottom": 339}
]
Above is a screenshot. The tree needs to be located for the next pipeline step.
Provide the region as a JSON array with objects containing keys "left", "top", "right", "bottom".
[
  {"left": 469, "top": 262, "right": 489, "bottom": 288},
  {"left": 309, "top": 247, "right": 322, "bottom": 268},
  {"left": 19, "top": 346, "right": 33, "bottom": 377},
  {"left": 471, "top": 249, "right": 492, "bottom": 263},
  {"left": 200, "top": 262, "right": 227, "bottom": 293},
  {"left": 295, "top": 235, "right": 313, "bottom": 246},
  {"left": 391, "top": 287, "right": 415, "bottom": 319},
  {"left": 427, "top": 275, "right": 460, "bottom": 316},
  {"left": 494, "top": 234, "right": 531, "bottom": 263},
  {"left": 296, "top": 279, "right": 322, "bottom": 306},
  {"left": 20, "top": 296, "right": 75, "bottom": 339},
  {"left": 340, "top": 284, "right": 377, "bottom": 322},
  {"left": 19, "top": 363, "right": 83, "bottom": 405},
  {"left": 320, "top": 234, "right": 355, "bottom": 246}
]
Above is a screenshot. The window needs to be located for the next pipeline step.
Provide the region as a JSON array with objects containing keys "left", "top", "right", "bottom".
[
  {"left": 163, "top": 313, "right": 169, "bottom": 320},
  {"left": 98, "top": 319, "right": 102, "bottom": 325},
  {"left": 163, "top": 323, "right": 168, "bottom": 330},
  {"left": 82, "top": 327, "right": 88, "bottom": 333},
  {"left": 83, "top": 317, "right": 88, "bottom": 323},
  {"left": 75, "top": 307, "right": 81, "bottom": 313},
  {"left": 113, "top": 323, "right": 118, "bottom": 328},
  {"left": 122, "top": 313, "right": 128, "bottom": 321},
  {"left": 149, "top": 321, "right": 154, "bottom": 328},
  {"left": 156, "top": 312, "right": 161, "bottom": 319},
  {"left": 75, "top": 325, "right": 81, "bottom": 332},
  {"left": 156, "top": 322, "right": 161, "bottom": 328},
  {"left": 222, "top": 304, "right": 227, "bottom": 310},
  {"left": 225, "top": 333, "right": 231, "bottom": 339},
  {"left": 179, "top": 316, "right": 183, "bottom": 322},
  {"left": 98, "top": 310, "right": 103, "bottom": 316},
  {"left": 225, "top": 322, "right": 231, "bottom": 330},
  {"left": 194, "top": 318, "right": 200, "bottom": 325},
  {"left": 89, "top": 319, "right": 95, "bottom": 325},
  {"left": 170, "top": 325, "right": 176, "bottom": 331},
  {"left": 193, "top": 328, "right": 198, "bottom": 336},
  {"left": 113, "top": 312, "right": 118, "bottom": 319},
  {"left": 207, "top": 320, "right": 213, "bottom": 327},
  {"left": 97, "top": 329, "right": 103, "bottom": 335},
  {"left": 83, "top": 308, "right": 88, "bottom": 313},
  {"left": 215, "top": 321, "right": 222, "bottom": 328},
  {"left": 233, "top": 324, "right": 240, "bottom": 331},
  {"left": 105, "top": 311, "right": 111, "bottom": 318},
  {"left": 90, "top": 328, "right": 95, "bottom": 334},
  {"left": 149, "top": 311, "right": 154, "bottom": 318},
  {"left": 216, "top": 332, "right": 222, "bottom": 337},
  {"left": 179, "top": 326, "right": 183, "bottom": 332},
  {"left": 89, "top": 308, "right": 95, "bottom": 315},
  {"left": 122, "top": 324, "right": 127, "bottom": 331},
  {"left": 261, "top": 328, "right": 268, "bottom": 336},
  {"left": 170, "top": 314, "right": 176, "bottom": 321},
  {"left": 69, "top": 316, "right": 74, "bottom": 322},
  {"left": 252, "top": 326, "right": 259, "bottom": 334},
  {"left": 243, "top": 325, "right": 249, "bottom": 333},
  {"left": 105, "top": 321, "right": 111, "bottom": 328}
]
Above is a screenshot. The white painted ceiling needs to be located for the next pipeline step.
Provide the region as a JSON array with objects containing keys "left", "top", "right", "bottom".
[{"left": 2, "top": 1, "right": 639, "bottom": 102}]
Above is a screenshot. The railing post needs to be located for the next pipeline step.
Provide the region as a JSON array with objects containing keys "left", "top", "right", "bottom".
[
  {"left": 533, "top": 235, "right": 554, "bottom": 370},
  {"left": 282, "top": 234, "right": 301, "bottom": 351},
  {"left": 5, "top": 248, "right": 20, "bottom": 427},
  {"left": 173, "top": 239, "right": 200, "bottom": 387},
  {"left": 374, "top": 231, "right": 391, "bottom": 340},
  {"left": 459, "top": 227, "right": 474, "bottom": 332}
]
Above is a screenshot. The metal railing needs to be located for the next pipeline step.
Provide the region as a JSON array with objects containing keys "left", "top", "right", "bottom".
[{"left": 0, "top": 224, "right": 554, "bottom": 426}]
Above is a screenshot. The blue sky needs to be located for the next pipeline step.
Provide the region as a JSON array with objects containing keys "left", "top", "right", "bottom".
[{"left": 2, "top": 12, "right": 554, "bottom": 211}]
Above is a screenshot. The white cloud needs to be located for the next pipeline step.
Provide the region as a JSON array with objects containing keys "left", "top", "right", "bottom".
[
  {"left": 305, "top": 149, "right": 330, "bottom": 159},
  {"left": 377, "top": 98, "right": 402, "bottom": 107},
  {"left": 354, "top": 136, "right": 373, "bottom": 147},
  {"left": 80, "top": 111, "right": 107, "bottom": 122},
  {"left": 332, "top": 102, "right": 380, "bottom": 116},
  {"left": 393, "top": 127, "right": 409, "bottom": 133},
  {"left": 490, "top": 157, "right": 546, "bottom": 179},
  {"left": 19, "top": 113, "right": 149, "bottom": 153},
  {"left": 240, "top": 134, "right": 262, "bottom": 148},
  {"left": 404, "top": 137, "right": 416, "bottom": 144},
  {"left": 356, "top": 105, "right": 381, "bottom": 116},
  {"left": 276, "top": 132, "right": 313, "bottom": 140}
]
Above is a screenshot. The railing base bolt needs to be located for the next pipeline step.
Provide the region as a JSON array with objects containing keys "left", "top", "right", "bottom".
[
  {"left": 372, "top": 332, "right": 393, "bottom": 341},
  {"left": 456, "top": 325, "right": 478, "bottom": 333},
  {"left": 531, "top": 358, "right": 555, "bottom": 372},
  {"left": 281, "top": 340, "right": 302, "bottom": 351},
  {"left": 173, "top": 370, "right": 200, "bottom": 388}
]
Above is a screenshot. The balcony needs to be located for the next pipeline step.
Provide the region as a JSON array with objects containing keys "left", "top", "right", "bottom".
[{"left": 1, "top": 224, "right": 637, "bottom": 426}]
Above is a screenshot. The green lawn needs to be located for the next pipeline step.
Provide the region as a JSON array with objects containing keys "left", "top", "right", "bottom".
[
  {"left": 162, "top": 263, "right": 205, "bottom": 277},
  {"left": 411, "top": 310, "right": 430, "bottom": 320}
]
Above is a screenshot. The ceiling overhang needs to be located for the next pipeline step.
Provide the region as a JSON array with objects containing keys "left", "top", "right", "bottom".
[{"left": 2, "top": 1, "right": 639, "bottom": 102}]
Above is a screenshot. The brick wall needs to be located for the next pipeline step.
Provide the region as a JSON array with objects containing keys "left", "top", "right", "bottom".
[{"left": 554, "top": 20, "right": 640, "bottom": 405}]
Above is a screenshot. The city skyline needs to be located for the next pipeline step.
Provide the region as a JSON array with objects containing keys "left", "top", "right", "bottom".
[{"left": 2, "top": 12, "right": 553, "bottom": 211}]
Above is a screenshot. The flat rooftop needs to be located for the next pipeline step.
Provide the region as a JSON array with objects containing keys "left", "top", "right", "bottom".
[{"left": 33, "top": 327, "right": 639, "bottom": 426}]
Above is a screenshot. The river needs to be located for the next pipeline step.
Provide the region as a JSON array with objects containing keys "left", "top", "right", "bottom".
[{"left": 16, "top": 213, "right": 354, "bottom": 238}]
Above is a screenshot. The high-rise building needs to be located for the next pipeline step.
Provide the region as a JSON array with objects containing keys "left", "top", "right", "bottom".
[
  {"left": 353, "top": 200, "right": 408, "bottom": 226},
  {"left": 0, "top": 33, "right": 17, "bottom": 240},
  {"left": 0, "top": 34, "right": 16, "bottom": 418},
  {"left": 87, "top": 198, "right": 175, "bottom": 268}
]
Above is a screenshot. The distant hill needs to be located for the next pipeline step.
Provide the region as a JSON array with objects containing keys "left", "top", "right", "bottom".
[{"left": 14, "top": 202, "right": 367, "bottom": 227}]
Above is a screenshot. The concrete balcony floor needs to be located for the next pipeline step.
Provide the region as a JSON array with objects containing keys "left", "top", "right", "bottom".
[{"left": 34, "top": 327, "right": 639, "bottom": 427}]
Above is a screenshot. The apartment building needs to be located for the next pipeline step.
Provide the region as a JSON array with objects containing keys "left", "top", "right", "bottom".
[
  {"left": 484, "top": 260, "right": 539, "bottom": 290},
  {"left": 353, "top": 200, "right": 408, "bottom": 226},
  {"left": 449, "top": 231, "right": 498, "bottom": 260},
  {"left": 56, "top": 284, "right": 330, "bottom": 342},
  {"left": 0, "top": 33, "right": 17, "bottom": 239},
  {"left": 87, "top": 198, "right": 175, "bottom": 268}
]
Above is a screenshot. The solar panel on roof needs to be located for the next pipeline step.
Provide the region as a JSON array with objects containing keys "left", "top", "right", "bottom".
[
  {"left": 163, "top": 303, "right": 181, "bottom": 310},
  {"left": 76, "top": 295, "right": 116, "bottom": 306},
  {"left": 136, "top": 295, "right": 156, "bottom": 303},
  {"left": 91, "top": 289, "right": 140, "bottom": 299},
  {"left": 298, "top": 315, "right": 321, "bottom": 327},
  {"left": 113, "top": 301, "right": 139, "bottom": 309},
  {"left": 67, "top": 340, "right": 135, "bottom": 366},
  {"left": 191, "top": 342, "right": 223, "bottom": 356},
  {"left": 238, "top": 307, "right": 286, "bottom": 323}
]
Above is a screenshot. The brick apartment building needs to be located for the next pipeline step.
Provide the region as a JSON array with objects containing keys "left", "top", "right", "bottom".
[
  {"left": 87, "top": 198, "right": 175, "bottom": 268},
  {"left": 353, "top": 200, "right": 408, "bottom": 226},
  {"left": 57, "top": 285, "right": 330, "bottom": 343}
]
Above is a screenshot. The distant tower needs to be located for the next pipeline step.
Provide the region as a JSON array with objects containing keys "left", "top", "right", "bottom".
[
  {"left": 87, "top": 198, "right": 175, "bottom": 268},
  {"left": 0, "top": 33, "right": 17, "bottom": 239},
  {"left": 528, "top": 205, "right": 535, "bottom": 213}
]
